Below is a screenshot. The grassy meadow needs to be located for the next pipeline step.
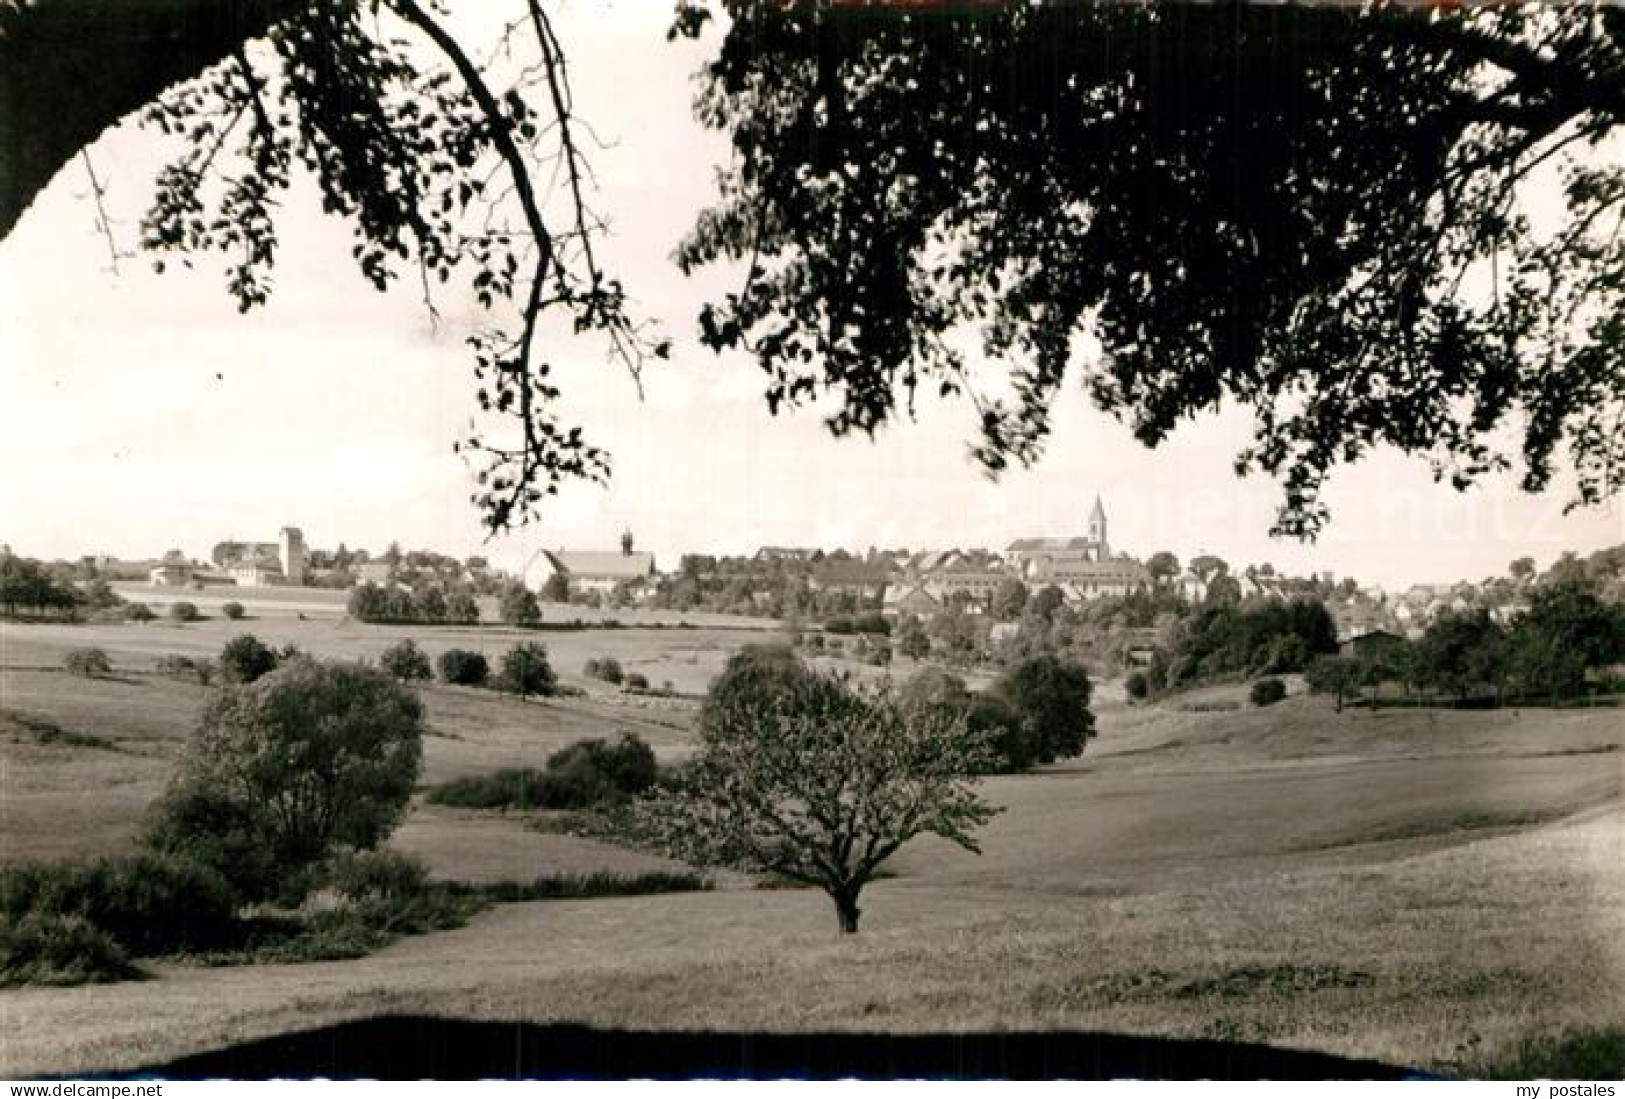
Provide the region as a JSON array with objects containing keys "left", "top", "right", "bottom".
[{"left": 1, "top": 612, "right": 1621, "bottom": 1077}]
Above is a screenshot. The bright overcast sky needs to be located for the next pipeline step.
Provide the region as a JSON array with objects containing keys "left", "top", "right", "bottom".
[{"left": 1, "top": 3, "right": 1619, "bottom": 588}]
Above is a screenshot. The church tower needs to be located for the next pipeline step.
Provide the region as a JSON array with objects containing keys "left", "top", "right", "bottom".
[
  {"left": 279, "top": 526, "right": 307, "bottom": 585},
  {"left": 1088, "top": 497, "right": 1109, "bottom": 561}
]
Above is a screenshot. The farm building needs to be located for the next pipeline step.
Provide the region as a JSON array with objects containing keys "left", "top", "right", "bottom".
[
  {"left": 882, "top": 583, "right": 940, "bottom": 619},
  {"left": 525, "top": 546, "right": 658, "bottom": 598}
]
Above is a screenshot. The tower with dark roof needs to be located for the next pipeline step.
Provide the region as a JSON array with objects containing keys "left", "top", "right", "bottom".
[{"left": 1088, "top": 497, "right": 1109, "bottom": 560}]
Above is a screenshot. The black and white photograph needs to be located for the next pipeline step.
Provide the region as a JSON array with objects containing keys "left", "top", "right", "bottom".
[{"left": 1, "top": 0, "right": 1622, "bottom": 1082}]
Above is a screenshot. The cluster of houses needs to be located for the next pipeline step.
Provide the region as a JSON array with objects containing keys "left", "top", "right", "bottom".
[
  {"left": 882, "top": 498, "right": 1158, "bottom": 618},
  {"left": 1330, "top": 580, "right": 1535, "bottom": 643},
  {"left": 148, "top": 527, "right": 309, "bottom": 588},
  {"left": 146, "top": 502, "right": 1165, "bottom": 621},
  {"left": 141, "top": 501, "right": 1540, "bottom": 636}
]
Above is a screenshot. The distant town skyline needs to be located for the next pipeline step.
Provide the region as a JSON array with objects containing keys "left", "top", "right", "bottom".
[{"left": 2, "top": 6, "right": 1619, "bottom": 593}]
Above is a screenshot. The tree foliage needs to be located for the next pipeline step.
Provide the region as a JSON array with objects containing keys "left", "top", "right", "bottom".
[
  {"left": 0, "top": 552, "right": 80, "bottom": 618},
  {"left": 379, "top": 639, "right": 433, "bottom": 682},
  {"left": 679, "top": 3, "right": 1625, "bottom": 537},
  {"left": 1, "top": 0, "right": 665, "bottom": 533},
  {"left": 1163, "top": 599, "right": 1338, "bottom": 687},
  {"left": 990, "top": 653, "right": 1095, "bottom": 767},
  {"left": 4, "top": 6, "right": 1620, "bottom": 537},
  {"left": 151, "top": 658, "right": 423, "bottom": 896},
  {"left": 219, "top": 633, "right": 279, "bottom": 684},
  {"left": 646, "top": 661, "right": 996, "bottom": 932},
  {"left": 500, "top": 584, "right": 543, "bottom": 628},
  {"left": 499, "top": 640, "right": 556, "bottom": 698},
  {"left": 437, "top": 647, "right": 489, "bottom": 687}
]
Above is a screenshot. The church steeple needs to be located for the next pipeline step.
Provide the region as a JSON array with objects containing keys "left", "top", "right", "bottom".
[{"left": 1088, "top": 496, "right": 1108, "bottom": 560}]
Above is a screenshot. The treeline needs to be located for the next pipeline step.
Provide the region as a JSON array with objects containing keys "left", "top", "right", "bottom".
[
  {"left": 0, "top": 552, "right": 124, "bottom": 619},
  {"left": 1308, "top": 581, "right": 1625, "bottom": 709},
  {"left": 1150, "top": 599, "right": 1340, "bottom": 690},
  {"left": 989, "top": 584, "right": 1188, "bottom": 671},
  {"left": 346, "top": 581, "right": 480, "bottom": 625}
]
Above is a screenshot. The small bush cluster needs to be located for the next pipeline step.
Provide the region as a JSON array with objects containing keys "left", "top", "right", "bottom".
[
  {"left": 0, "top": 912, "right": 137, "bottom": 988},
  {"left": 1250, "top": 677, "right": 1288, "bottom": 707},
  {"left": 429, "top": 734, "right": 658, "bottom": 812},
  {"left": 583, "top": 656, "right": 624, "bottom": 685},
  {"left": 1125, "top": 670, "right": 1150, "bottom": 701},
  {"left": 155, "top": 654, "right": 215, "bottom": 685},
  {"left": 168, "top": 601, "right": 201, "bottom": 622},
  {"left": 9, "top": 713, "right": 115, "bottom": 750},
  {"left": 124, "top": 602, "right": 155, "bottom": 622},
  {"left": 63, "top": 647, "right": 112, "bottom": 678},
  {"left": 437, "top": 648, "right": 489, "bottom": 686},
  {"left": 380, "top": 639, "right": 433, "bottom": 682},
  {"left": 624, "top": 672, "right": 651, "bottom": 690},
  {"left": 499, "top": 641, "right": 557, "bottom": 698},
  {"left": 467, "top": 870, "right": 711, "bottom": 902},
  {"left": 0, "top": 854, "right": 240, "bottom": 986},
  {"left": 221, "top": 601, "right": 246, "bottom": 621}
]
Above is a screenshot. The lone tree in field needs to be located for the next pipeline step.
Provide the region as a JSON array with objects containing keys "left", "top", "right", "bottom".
[
  {"left": 991, "top": 654, "right": 1096, "bottom": 767},
  {"left": 218, "top": 633, "right": 278, "bottom": 684},
  {"left": 379, "top": 638, "right": 433, "bottom": 682},
  {"left": 150, "top": 658, "right": 423, "bottom": 898},
  {"left": 499, "top": 640, "right": 557, "bottom": 699},
  {"left": 646, "top": 658, "right": 997, "bottom": 933}
]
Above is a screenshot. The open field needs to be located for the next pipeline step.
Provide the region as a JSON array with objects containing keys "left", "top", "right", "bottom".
[
  {"left": 106, "top": 583, "right": 786, "bottom": 632},
  {"left": 0, "top": 614, "right": 788, "bottom": 696},
  {"left": 1, "top": 616, "right": 1622, "bottom": 1076}
]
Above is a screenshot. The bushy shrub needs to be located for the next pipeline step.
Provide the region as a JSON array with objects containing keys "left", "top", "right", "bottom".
[
  {"left": 499, "top": 641, "right": 556, "bottom": 698},
  {"left": 380, "top": 639, "right": 433, "bottom": 682},
  {"left": 75, "top": 856, "right": 237, "bottom": 955},
  {"left": 221, "top": 601, "right": 246, "bottom": 621},
  {"left": 500, "top": 584, "right": 542, "bottom": 627},
  {"left": 64, "top": 647, "right": 112, "bottom": 678},
  {"left": 219, "top": 634, "right": 278, "bottom": 684},
  {"left": 0, "top": 912, "right": 136, "bottom": 988},
  {"left": 124, "top": 602, "right": 155, "bottom": 622},
  {"left": 0, "top": 855, "right": 238, "bottom": 960},
  {"left": 428, "top": 768, "right": 550, "bottom": 810},
  {"left": 428, "top": 734, "right": 658, "bottom": 812},
  {"left": 155, "top": 654, "right": 214, "bottom": 685},
  {"left": 624, "top": 672, "right": 650, "bottom": 690},
  {"left": 1125, "top": 671, "right": 1150, "bottom": 701},
  {"left": 249, "top": 855, "right": 482, "bottom": 964},
  {"left": 146, "top": 786, "right": 289, "bottom": 903},
  {"left": 169, "top": 601, "right": 201, "bottom": 622},
  {"left": 151, "top": 660, "right": 423, "bottom": 901},
  {"left": 437, "top": 648, "right": 490, "bottom": 686},
  {"left": 584, "top": 656, "right": 624, "bottom": 685},
  {"left": 546, "top": 734, "right": 658, "bottom": 805},
  {"left": 327, "top": 849, "right": 430, "bottom": 903},
  {"left": 1250, "top": 677, "right": 1288, "bottom": 707}
]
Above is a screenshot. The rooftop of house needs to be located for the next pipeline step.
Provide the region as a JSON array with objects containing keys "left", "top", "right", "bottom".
[
  {"left": 811, "top": 561, "right": 892, "bottom": 584},
  {"left": 1006, "top": 536, "right": 1101, "bottom": 552},
  {"left": 547, "top": 550, "right": 656, "bottom": 580}
]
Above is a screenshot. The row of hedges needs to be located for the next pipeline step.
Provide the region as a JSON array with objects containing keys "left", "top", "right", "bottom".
[
  {"left": 429, "top": 734, "right": 659, "bottom": 812},
  {"left": 374, "top": 640, "right": 559, "bottom": 698}
]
